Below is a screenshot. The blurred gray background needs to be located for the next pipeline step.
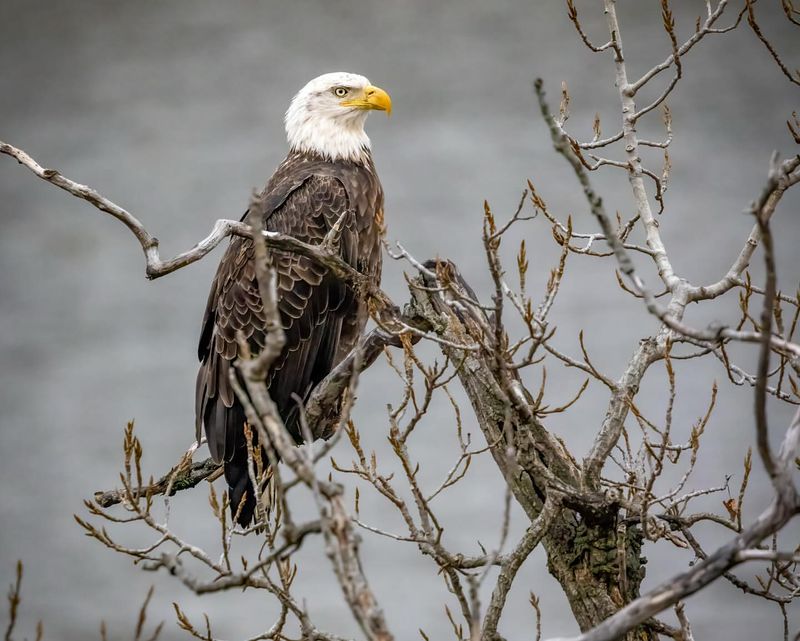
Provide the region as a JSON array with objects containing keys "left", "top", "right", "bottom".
[{"left": 1, "top": 1, "right": 798, "bottom": 640}]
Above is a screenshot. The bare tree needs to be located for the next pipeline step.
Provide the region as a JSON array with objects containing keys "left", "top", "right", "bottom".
[{"left": 2, "top": 2, "right": 799, "bottom": 640}]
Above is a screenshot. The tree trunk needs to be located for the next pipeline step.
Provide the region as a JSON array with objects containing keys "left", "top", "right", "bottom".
[{"left": 409, "top": 261, "right": 656, "bottom": 639}]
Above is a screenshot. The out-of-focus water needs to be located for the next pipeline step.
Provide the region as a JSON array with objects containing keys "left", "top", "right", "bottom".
[{"left": 1, "top": 2, "right": 798, "bottom": 639}]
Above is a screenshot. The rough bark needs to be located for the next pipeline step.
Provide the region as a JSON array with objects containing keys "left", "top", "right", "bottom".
[{"left": 409, "top": 261, "right": 656, "bottom": 638}]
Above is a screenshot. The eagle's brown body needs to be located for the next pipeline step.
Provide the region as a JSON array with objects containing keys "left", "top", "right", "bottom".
[{"left": 196, "top": 148, "right": 383, "bottom": 525}]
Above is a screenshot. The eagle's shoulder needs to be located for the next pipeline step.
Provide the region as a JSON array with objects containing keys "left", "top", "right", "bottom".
[{"left": 253, "top": 151, "right": 381, "bottom": 227}]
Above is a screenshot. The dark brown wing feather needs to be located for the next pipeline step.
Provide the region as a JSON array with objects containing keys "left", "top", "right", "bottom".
[{"left": 195, "top": 154, "right": 382, "bottom": 525}]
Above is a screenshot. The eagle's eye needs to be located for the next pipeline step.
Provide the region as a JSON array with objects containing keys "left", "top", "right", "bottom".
[{"left": 333, "top": 86, "right": 349, "bottom": 98}]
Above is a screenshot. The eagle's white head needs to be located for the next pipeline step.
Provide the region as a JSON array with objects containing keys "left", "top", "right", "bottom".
[{"left": 285, "top": 72, "right": 391, "bottom": 164}]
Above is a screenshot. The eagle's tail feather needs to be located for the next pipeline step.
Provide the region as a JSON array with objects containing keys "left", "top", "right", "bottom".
[
  {"left": 204, "top": 391, "right": 261, "bottom": 528},
  {"left": 225, "top": 452, "right": 258, "bottom": 528}
]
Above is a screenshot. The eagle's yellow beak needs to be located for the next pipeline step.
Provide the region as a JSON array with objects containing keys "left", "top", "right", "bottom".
[{"left": 342, "top": 85, "right": 392, "bottom": 116}]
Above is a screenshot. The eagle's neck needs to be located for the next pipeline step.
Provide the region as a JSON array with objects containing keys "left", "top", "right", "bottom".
[{"left": 285, "top": 107, "right": 372, "bottom": 165}]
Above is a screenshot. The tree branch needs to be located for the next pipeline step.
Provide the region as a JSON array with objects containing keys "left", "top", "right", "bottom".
[
  {"left": 94, "top": 457, "right": 221, "bottom": 509},
  {"left": 0, "top": 139, "right": 367, "bottom": 284},
  {"left": 544, "top": 407, "right": 800, "bottom": 641},
  {"left": 482, "top": 496, "right": 559, "bottom": 640}
]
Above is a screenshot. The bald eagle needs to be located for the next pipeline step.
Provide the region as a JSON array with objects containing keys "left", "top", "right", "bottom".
[{"left": 196, "top": 72, "right": 390, "bottom": 526}]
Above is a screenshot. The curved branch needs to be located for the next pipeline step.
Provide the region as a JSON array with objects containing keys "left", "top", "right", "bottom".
[
  {"left": 746, "top": 0, "right": 800, "bottom": 87},
  {"left": 629, "top": 0, "right": 742, "bottom": 94},
  {"left": 0, "top": 140, "right": 365, "bottom": 284},
  {"left": 689, "top": 155, "right": 800, "bottom": 302}
]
